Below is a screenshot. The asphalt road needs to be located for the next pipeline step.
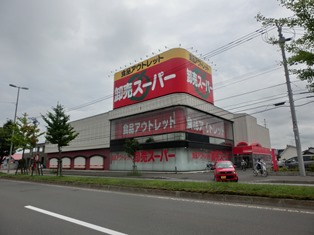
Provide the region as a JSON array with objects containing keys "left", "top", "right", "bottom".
[{"left": 1, "top": 179, "right": 313, "bottom": 235}]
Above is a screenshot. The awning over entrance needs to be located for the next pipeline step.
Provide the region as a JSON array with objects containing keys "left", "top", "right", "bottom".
[
  {"left": 232, "top": 142, "right": 272, "bottom": 155},
  {"left": 232, "top": 142, "right": 278, "bottom": 171}
]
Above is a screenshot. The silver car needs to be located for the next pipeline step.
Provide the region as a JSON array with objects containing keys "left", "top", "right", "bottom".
[{"left": 284, "top": 155, "right": 314, "bottom": 169}]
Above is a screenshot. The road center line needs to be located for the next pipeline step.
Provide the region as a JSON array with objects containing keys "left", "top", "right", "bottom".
[{"left": 25, "top": 205, "right": 127, "bottom": 235}]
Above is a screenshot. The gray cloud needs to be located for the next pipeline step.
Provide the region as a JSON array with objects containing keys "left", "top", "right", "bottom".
[{"left": 0, "top": 0, "right": 312, "bottom": 150}]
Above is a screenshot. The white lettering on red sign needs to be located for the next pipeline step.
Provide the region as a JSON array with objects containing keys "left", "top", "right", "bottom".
[
  {"left": 122, "top": 111, "right": 176, "bottom": 136},
  {"left": 186, "top": 116, "right": 225, "bottom": 137},
  {"left": 114, "top": 71, "right": 176, "bottom": 102},
  {"left": 186, "top": 68, "right": 212, "bottom": 93}
]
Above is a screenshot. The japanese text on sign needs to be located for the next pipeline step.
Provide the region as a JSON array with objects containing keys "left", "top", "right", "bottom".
[
  {"left": 122, "top": 112, "right": 176, "bottom": 136},
  {"left": 111, "top": 149, "right": 176, "bottom": 163},
  {"left": 192, "top": 151, "right": 231, "bottom": 161},
  {"left": 186, "top": 116, "right": 225, "bottom": 138},
  {"left": 186, "top": 68, "right": 212, "bottom": 94},
  {"left": 189, "top": 54, "right": 211, "bottom": 72},
  {"left": 121, "top": 55, "right": 164, "bottom": 78},
  {"left": 114, "top": 70, "right": 176, "bottom": 103}
]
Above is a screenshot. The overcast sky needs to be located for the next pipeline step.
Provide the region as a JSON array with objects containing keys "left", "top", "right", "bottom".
[{"left": 0, "top": 0, "right": 313, "bottom": 150}]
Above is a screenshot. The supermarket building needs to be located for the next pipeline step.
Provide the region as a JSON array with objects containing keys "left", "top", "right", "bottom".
[{"left": 45, "top": 48, "right": 273, "bottom": 171}]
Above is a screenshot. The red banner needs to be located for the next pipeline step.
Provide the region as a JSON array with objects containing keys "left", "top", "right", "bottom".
[
  {"left": 185, "top": 108, "right": 226, "bottom": 139},
  {"left": 111, "top": 107, "right": 229, "bottom": 140},
  {"left": 112, "top": 107, "right": 186, "bottom": 139},
  {"left": 113, "top": 57, "right": 213, "bottom": 109},
  {"left": 191, "top": 150, "right": 232, "bottom": 161}
]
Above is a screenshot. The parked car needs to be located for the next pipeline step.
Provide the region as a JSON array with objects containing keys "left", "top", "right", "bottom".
[
  {"left": 284, "top": 155, "right": 314, "bottom": 169},
  {"left": 213, "top": 160, "right": 238, "bottom": 182},
  {"left": 277, "top": 159, "right": 286, "bottom": 167}
]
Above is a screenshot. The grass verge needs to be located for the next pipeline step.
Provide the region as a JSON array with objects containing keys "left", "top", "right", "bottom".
[{"left": 1, "top": 173, "right": 314, "bottom": 200}]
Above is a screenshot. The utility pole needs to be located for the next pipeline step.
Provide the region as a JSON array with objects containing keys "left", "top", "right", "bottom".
[{"left": 276, "top": 24, "right": 306, "bottom": 176}]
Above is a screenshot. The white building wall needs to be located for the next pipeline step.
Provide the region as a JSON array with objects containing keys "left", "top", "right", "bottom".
[
  {"left": 233, "top": 113, "right": 271, "bottom": 148},
  {"left": 232, "top": 113, "right": 249, "bottom": 143},
  {"left": 45, "top": 112, "right": 110, "bottom": 153},
  {"left": 109, "top": 93, "right": 234, "bottom": 121},
  {"left": 110, "top": 147, "right": 232, "bottom": 172},
  {"left": 44, "top": 94, "right": 272, "bottom": 160},
  {"left": 280, "top": 145, "right": 297, "bottom": 160}
]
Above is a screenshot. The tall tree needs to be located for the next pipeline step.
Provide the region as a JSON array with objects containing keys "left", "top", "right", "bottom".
[
  {"left": 124, "top": 138, "right": 140, "bottom": 174},
  {"left": 11, "top": 113, "right": 44, "bottom": 174},
  {"left": 12, "top": 114, "right": 44, "bottom": 155},
  {"left": 256, "top": 0, "right": 314, "bottom": 91},
  {"left": 0, "top": 121, "right": 13, "bottom": 164},
  {"left": 41, "top": 104, "right": 78, "bottom": 176}
]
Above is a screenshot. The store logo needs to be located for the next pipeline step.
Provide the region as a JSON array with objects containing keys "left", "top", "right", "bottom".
[{"left": 187, "top": 67, "right": 212, "bottom": 99}]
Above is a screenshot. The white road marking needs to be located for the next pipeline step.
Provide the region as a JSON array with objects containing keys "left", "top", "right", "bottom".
[
  {"left": 14, "top": 180, "right": 313, "bottom": 216},
  {"left": 25, "top": 205, "right": 127, "bottom": 235}
]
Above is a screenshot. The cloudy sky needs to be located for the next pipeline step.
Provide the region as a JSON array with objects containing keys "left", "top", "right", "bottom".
[{"left": 0, "top": 0, "right": 313, "bottom": 150}]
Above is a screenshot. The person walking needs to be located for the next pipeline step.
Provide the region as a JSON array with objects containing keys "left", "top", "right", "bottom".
[{"left": 241, "top": 159, "right": 247, "bottom": 171}]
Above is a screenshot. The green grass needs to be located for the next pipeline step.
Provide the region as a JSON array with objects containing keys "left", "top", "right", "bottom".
[{"left": 1, "top": 173, "right": 314, "bottom": 200}]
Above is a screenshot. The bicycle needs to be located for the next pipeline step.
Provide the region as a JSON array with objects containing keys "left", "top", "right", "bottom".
[
  {"left": 253, "top": 166, "right": 268, "bottom": 177},
  {"left": 205, "top": 162, "right": 214, "bottom": 171}
]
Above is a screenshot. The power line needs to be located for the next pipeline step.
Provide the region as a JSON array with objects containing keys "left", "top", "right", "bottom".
[
  {"left": 200, "top": 26, "right": 276, "bottom": 59},
  {"left": 60, "top": 26, "right": 278, "bottom": 114}
]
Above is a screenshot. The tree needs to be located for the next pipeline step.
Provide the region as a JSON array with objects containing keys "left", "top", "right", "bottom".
[
  {"left": 0, "top": 120, "right": 13, "bottom": 164},
  {"left": 124, "top": 138, "right": 140, "bottom": 174},
  {"left": 41, "top": 104, "right": 78, "bottom": 176},
  {"left": 13, "top": 114, "right": 44, "bottom": 155},
  {"left": 11, "top": 113, "right": 44, "bottom": 174},
  {"left": 256, "top": 0, "right": 314, "bottom": 91}
]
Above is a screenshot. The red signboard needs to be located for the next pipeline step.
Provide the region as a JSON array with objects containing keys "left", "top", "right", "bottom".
[
  {"left": 111, "top": 106, "right": 230, "bottom": 140},
  {"left": 112, "top": 107, "right": 186, "bottom": 139},
  {"left": 191, "top": 150, "right": 232, "bottom": 162},
  {"left": 185, "top": 108, "right": 226, "bottom": 139},
  {"left": 113, "top": 48, "right": 213, "bottom": 109}
]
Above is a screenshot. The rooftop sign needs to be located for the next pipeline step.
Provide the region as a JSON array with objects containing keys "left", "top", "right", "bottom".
[{"left": 113, "top": 48, "right": 213, "bottom": 109}]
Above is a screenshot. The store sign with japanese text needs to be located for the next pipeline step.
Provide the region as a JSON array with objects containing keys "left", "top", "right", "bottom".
[
  {"left": 111, "top": 107, "right": 186, "bottom": 139},
  {"left": 111, "top": 106, "right": 228, "bottom": 140},
  {"left": 185, "top": 107, "right": 227, "bottom": 139},
  {"left": 111, "top": 149, "right": 176, "bottom": 163},
  {"left": 113, "top": 48, "right": 213, "bottom": 109},
  {"left": 191, "top": 150, "right": 232, "bottom": 162}
]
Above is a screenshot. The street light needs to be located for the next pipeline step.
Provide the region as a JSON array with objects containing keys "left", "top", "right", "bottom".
[{"left": 7, "top": 84, "right": 29, "bottom": 173}]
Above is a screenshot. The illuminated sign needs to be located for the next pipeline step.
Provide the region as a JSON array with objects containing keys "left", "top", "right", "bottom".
[{"left": 113, "top": 48, "right": 213, "bottom": 109}]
